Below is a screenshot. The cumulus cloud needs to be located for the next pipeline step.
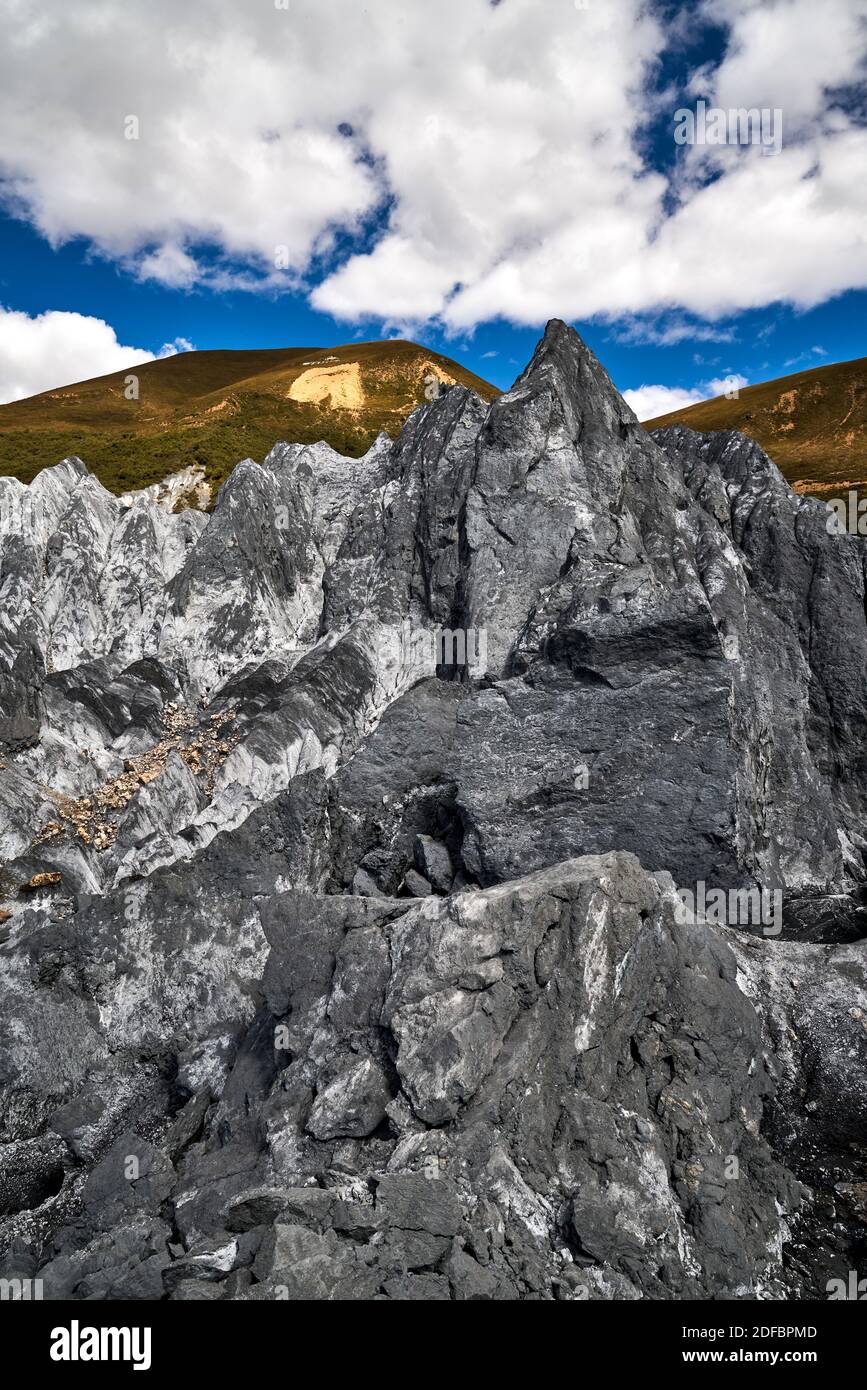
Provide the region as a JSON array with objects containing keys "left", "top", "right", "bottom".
[
  {"left": 0, "top": 307, "right": 190, "bottom": 404},
  {"left": 698, "top": 0, "right": 867, "bottom": 131},
  {"left": 0, "top": 0, "right": 381, "bottom": 284},
  {"left": 623, "top": 384, "right": 704, "bottom": 420},
  {"left": 138, "top": 245, "right": 200, "bottom": 288},
  {"left": 162, "top": 336, "right": 196, "bottom": 356},
  {"left": 706, "top": 373, "right": 749, "bottom": 397},
  {"left": 624, "top": 373, "right": 749, "bottom": 421},
  {"left": 0, "top": 0, "right": 865, "bottom": 328}
]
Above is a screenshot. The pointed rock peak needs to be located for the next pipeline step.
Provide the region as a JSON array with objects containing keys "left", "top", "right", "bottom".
[
  {"left": 359, "top": 429, "right": 397, "bottom": 467},
  {"left": 56, "top": 455, "right": 90, "bottom": 477},
  {"left": 540, "top": 317, "right": 583, "bottom": 357},
  {"left": 22, "top": 455, "right": 109, "bottom": 517},
  {"left": 393, "top": 378, "right": 489, "bottom": 465},
  {"left": 31, "top": 455, "right": 91, "bottom": 490},
  {"left": 506, "top": 318, "right": 638, "bottom": 433},
  {"left": 209, "top": 456, "right": 263, "bottom": 507}
]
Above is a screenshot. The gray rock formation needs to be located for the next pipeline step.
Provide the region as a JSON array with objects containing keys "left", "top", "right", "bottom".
[{"left": 0, "top": 321, "right": 864, "bottom": 1300}]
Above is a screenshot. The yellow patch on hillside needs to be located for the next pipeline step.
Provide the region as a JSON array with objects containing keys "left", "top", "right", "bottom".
[
  {"left": 421, "top": 360, "right": 456, "bottom": 388},
  {"left": 287, "top": 362, "right": 365, "bottom": 410}
]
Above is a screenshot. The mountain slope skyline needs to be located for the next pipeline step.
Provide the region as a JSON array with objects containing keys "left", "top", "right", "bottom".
[
  {"left": 645, "top": 353, "right": 867, "bottom": 499},
  {"left": 0, "top": 338, "right": 498, "bottom": 502},
  {"left": 2, "top": 337, "right": 864, "bottom": 508}
]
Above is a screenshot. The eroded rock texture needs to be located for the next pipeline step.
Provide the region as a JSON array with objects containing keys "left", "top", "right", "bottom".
[{"left": 0, "top": 322, "right": 864, "bottom": 1299}]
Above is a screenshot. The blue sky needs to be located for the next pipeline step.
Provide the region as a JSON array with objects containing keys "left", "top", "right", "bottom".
[{"left": 0, "top": 0, "right": 864, "bottom": 416}]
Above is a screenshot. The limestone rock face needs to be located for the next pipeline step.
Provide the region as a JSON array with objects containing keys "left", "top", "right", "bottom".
[{"left": 0, "top": 321, "right": 864, "bottom": 1300}]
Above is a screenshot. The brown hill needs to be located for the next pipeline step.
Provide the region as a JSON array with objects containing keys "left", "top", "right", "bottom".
[
  {"left": 0, "top": 339, "right": 499, "bottom": 503},
  {"left": 645, "top": 355, "right": 867, "bottom": 501}
]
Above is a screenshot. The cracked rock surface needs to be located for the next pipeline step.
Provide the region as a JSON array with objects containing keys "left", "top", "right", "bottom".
[{"left": 0, "top": 321, "right": 864, "bottom": 1299}]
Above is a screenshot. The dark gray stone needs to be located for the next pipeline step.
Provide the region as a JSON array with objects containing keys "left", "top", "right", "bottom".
[
  {"left": 402, "top": 868, "right": 432, "bottom": 898},
  {"left": 415, "top": 835, "right": 454, "bottom": 893}
]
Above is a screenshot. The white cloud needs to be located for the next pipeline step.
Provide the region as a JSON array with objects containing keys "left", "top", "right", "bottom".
[
  {"left": 783, "top": 345, "right": 828, "bottom": 367},
  {"left": 0, "top": 307, "right": 190, "bottom": 404},
  {"left": 612, "top": 317, "right": 738, "bottom": 347},
  {"left": 623, "top": 384, "right": 705, "bottom": 421},
  {"left": 0, "top": 0, "right": 381, "bottom": 282},
  {"left": 312, "top": 2, "right": 669, "bottom": 326},
  {"left": 161, "top": 336, "right": 196, "bottom": 355},
  {"left": 706, "top": 373, "right": 749, "bottom": 397},
  {"left": 0, "top": 0, "right": 865, "bottom": 328},
  {"left": 698, "top": 0, "right": 867, "bottom": 132},
  {"left": 139, "top": 244, "right": 200, "bottom": 288},
  {"left": 624, "top": 373, "right": 749, "bottom": 421}
]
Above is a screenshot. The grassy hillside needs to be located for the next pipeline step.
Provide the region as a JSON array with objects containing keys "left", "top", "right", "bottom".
[
  {"left": 644, "top": 355, "right": 867, "bottom": 500},
  {"left": 0, "top": 339, "right": 499, "bottom": 502}
]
